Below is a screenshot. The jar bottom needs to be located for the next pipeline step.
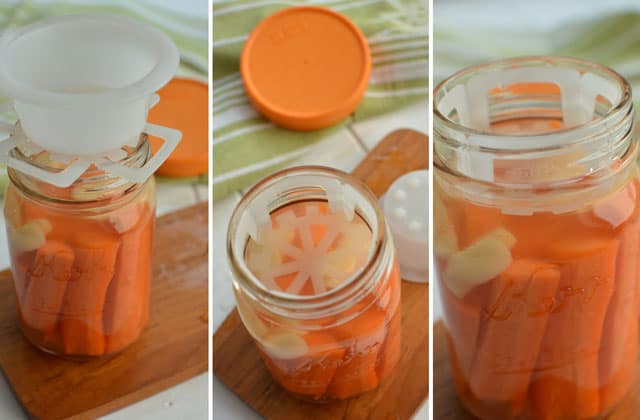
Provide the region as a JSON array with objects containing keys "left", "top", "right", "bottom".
[
  {"left": 19, "top": 314, "right": 148, "bottom": 360},
  {"left": 446, "top": 336, "right": 635, "bottom": 420},
  {"left": 258, "top": 303, "right": 402, "bottom": 402},
  {"left": 455, "top": 390, "right": 625, "bottom": 420},
  {"left": 270, "top": 350, "right": 401, "bottom": 404}
]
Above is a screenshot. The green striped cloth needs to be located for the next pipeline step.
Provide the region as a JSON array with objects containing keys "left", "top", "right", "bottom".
[
  {"left": 213, "top": 0, "right": 429, "bottom": 201},
  {"left": 0, "top": 0, "right": 208, "bottom": 192},
  {"left": 435, "top": 11, "right": 640, "bottom": 106}
]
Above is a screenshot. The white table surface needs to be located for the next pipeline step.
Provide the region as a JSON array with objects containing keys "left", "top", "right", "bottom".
[
  {"left": 0, "top": 1, "right": 209, "bottom": 419},
  {"left": 212, "top": 102, "right": 429, "bottom": 419}
]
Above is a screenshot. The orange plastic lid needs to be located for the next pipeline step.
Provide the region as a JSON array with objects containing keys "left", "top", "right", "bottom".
[
  {"left": 240, "top": 6, "right": 371, "bottom": 131},
  {"left": 148, "top": 77, "right": 208, "bottom": 177}
]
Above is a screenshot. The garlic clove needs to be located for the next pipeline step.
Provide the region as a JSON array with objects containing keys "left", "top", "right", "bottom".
[
  {"left": 444, "top": 233, "right": 513, "bottom": 298},
  {"left": 260, "top": 330, "right": 309, "bottom": 360},
  {"left": 10, "top": 218, "right": 52, "bottom": 254}
]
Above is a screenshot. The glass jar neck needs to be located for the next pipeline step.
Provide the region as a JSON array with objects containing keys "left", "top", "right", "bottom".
[
  {"left": 228, "top": 166, "right": 393, "bottom": 323},
  {"left": 8, "top": 125, "right": 151, "bottom": 204},
  {"left": 434, "top": 57, "right": 635, "bottom": 188}
]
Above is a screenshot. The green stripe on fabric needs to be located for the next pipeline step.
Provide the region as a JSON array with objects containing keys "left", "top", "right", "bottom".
[
  {"left": 213, "top": 0, "right": 428, "bottom": 201},
  {"left": 214, "top": 123, "right": 344, "bottom": 175},
  {"left": 7, "top": 2, "right": 208, "bottom": 70},
  {"left": 214, "top": 158, "right": 296, "bottom": 201},
  {"left": 434, "top": 9, "right": 640, "bottom": 165}
]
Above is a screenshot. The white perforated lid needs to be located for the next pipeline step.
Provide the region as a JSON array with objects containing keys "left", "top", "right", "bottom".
[{"left": 382, "top": 170, "right": 429, "bottom": 283}]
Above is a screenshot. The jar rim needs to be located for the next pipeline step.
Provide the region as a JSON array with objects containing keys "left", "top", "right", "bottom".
[
  {"left": 7, "top": 123, "right": 151, "bottom": 204},
  {"left": 433, "top": 55, "right": 632, "bottom": 143},
  {"left": 226, "top": 165, "right": 390, "bottom": 317}
]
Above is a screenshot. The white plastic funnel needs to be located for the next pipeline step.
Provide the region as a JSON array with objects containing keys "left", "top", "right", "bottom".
[{"left": 0, "top": 14, "right": 179, "bottom": 155}]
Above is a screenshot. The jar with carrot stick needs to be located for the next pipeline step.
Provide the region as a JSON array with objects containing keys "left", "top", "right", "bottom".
[
  {"left": 227, "top": 166, "right": 401, "bottom": 401},
  {"left": 0, "top": 14, "right": 181, "bottom": 358},
  {"left": 434, "top": 57, "right": 639, "bottom": 419},
  {"left": 4, "top": 127, "right": 158, "bottom": 358}
]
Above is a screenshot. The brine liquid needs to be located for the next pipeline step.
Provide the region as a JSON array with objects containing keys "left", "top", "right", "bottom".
[
  {"left": 5, "top": 182, "right": 154, "bottom": 357},
  {"left": 435, "top": 174, "right": 640, "bottom": 419},
  {"left": 240, "top": 200, "right": 402, "bottom": 401}
]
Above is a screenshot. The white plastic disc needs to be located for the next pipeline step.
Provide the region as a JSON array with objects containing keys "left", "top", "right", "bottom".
[{"left": 382, "top": 170, "right": 429, "bottom": 283}]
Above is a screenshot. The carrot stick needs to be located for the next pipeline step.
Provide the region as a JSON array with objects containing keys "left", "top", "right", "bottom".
[
  {"left": 327, "top": 350, "right": 379, "bottom": 399},
  {"left": 469, "top": 259, "right": 560, "bottom": 414},
  {"left": 375, "top": 260, "right": 402, "bottom": 381},
  {"left": 380, "top": 260, "right": 401, "bottom": 317},
  {"left": 21, "top": 241, "right": 75, "bottom": 335},
  {"left": 376, "top": 304, "right": 401, "bottom": 382},
  {"left": 599, "top": 321, "right": 637, "bottom": 415},
  {"left": 261, "top": 331, "right": 345, "bottom": 399},
  {"left": 11, "top": 250, "right": 36, "bottom": 303},
  {"left": 440, "top": 280, "right": 486, "bottom": 383},
  {"left": 599, "top": 221, "right": 640, "bottom": 412},
  {"left": 531, "top": 238, "right": 618, "bottom": 419},
  {"left": 462, "top": 203, "right": 502, "bottom": 248},
  {"left": 327, "top": 307, "right": 386, "bottom": 399},
  {"left": 103, "top": 205, "right": 154, "bottom": 353},
  {"left": 60, "top": 233, "right": 120, "bottom": 356},
  {"left": 19, "top": 198, "right": 72, "bottom": 244},
  {"left": 42, "top": 323, "right": 64, "bottom": 353}
]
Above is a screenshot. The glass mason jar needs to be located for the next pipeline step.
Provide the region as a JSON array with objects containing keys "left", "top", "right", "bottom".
[
  {"left": 434, "top": 57, "right": 638, "bottom": 419},
  {"left": 5, "top": 124, "right": 156, "bottom": 358},
  {"left": 227, "top": 166, "right": 401, "bottom": 401}
]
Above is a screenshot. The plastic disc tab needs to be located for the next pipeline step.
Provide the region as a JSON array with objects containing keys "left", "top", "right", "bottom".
[
  {"left": 240, "top": 6, "right": 371, "bottom": 131},
  {"left": 148, "top": 77, "right": 208, "bottom": 177}
]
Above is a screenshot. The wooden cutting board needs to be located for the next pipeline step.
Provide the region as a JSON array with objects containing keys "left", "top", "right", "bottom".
[
  {"left": 434, "top": 319, "right": 640, "bottom": 419},
  {"left": 213, "top": 129, "right": 429, "bottom": 419},
  {"left": 0, "top": 202, "right": 208, "bottom": 420}
]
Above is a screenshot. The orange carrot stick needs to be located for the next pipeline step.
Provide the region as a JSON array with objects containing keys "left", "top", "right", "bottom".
[
  {"left": 327, "top": 350, "right": 379, "bottom": 399},
  {"left": 60, "top": 232, "right": 120, "bottom": 356},
  {"left": 462, "top": 203, "right": 502, "bottom": 248},
  {"left": 375, "top": 260, "right": 402, "bottom": 381},
  {"left": 21, "top": 241, "right": 75, "bottom": 334},
  {"left": 469, "top": 260, "right": 560, "bottom": 413},
  {"left": 327, "top": 307, "right": 386, "bottom": 399},
  {"left": 380, "top": 260, "right": 402, "bottom": 318},
  {"left": 103, "top": 205, "right": 154, "bottom": 353},
  {"left": 531, "top": 238, "right": 618, "bottom": 419},
  {"left": 376, "top": 304, "right": 401, "bottom": 382},
  {"left": 599, "top": 221, "right": 640, "bottom": 412},
  {"left": 19, "top": 198, "right": 72, "bottom": 244},
  {"left": 11, "top": 250, "right": 36, "bottom": 303},
  {"left": 261, "top": 332, "right": 345, "bottom": 399},
  {"left": 599, "top": 321, "right": 637, "bottom": 415},
  {"left": 440, "top": 280, "right": 486, "bottom": 383}
]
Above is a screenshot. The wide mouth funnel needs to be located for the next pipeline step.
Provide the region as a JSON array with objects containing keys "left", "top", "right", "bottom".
[{"left": 0, "top": 14, "right": 179, "bottom": 155}]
